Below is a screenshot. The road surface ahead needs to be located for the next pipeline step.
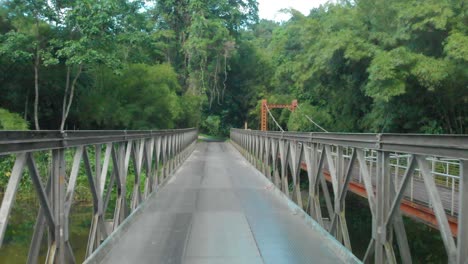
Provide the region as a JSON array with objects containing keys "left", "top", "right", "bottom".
[{"left": 88, "top": 142, "right": 358, "bottom": 264}]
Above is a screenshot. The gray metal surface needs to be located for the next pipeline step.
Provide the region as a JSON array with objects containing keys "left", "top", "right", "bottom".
[
  {"left": 0, "top": 129, "right": 197, "bottom": 263},
  {"left": 346, "top": 161, "right": 460, "bottom": 217},
  {"left": 0, "top": 129, "right": 196, "bottom": 155},
  {"left": 231, "top": 129, "right": 468, "bottom": 264},
  {"left": 87, "top": 142, "right": 359, "bottom": 264},
  {"left": 230, "top": 129, "right": 468, "bottom": 159}
]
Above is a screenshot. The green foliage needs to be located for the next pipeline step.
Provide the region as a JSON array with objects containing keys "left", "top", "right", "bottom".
[
  {"left": 0, "top": 31, "right": 33, "bottom": 62},
  {"left": 220, "top": 37, "right": 274, "bottom": 130},
  {"left": 366, "top": 48, "right": 412, "bottom": 101},
  {"left": 178, "top": 94, "right": 203, "bottom": 128},
  {"left": 0, "top": 154, "right": 16, "bottom": 193},
  {"left": 79, "top": 63, "right": 182, "bottom": 129},
  {"left": 201, "top": 115, "right": 221, "bottom": 136},
  {"left": 288, "top": 104, "right": 331, "bottom": 132},
  {"left": 254, "top": 0, "right": 468, "bottom": 134},
  {"left": 444, "top": 32, "right": 468, "bottom": 61},
  {"left": 366, "top": 48, "right": 451, "bottom": 102},
  {"left": 0, "top": 108, "right": 28, "bottom": 130},
  {"left": 0, "top": 1, "right": 466, "bottom": 261},
  {"left": 0, "top": 0, "right": 466, "bottom": 135},
  {"left": 0, "top": 0, "right": 260, "bottom": 131}
]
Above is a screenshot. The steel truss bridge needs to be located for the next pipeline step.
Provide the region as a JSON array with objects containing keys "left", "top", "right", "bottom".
[{"left": 0, "top": 128, "right": 466, "bottom": 263}]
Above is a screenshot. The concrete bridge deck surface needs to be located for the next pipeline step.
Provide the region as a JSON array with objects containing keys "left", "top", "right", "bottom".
[{"left": 87, "top": 142, "right": 358, "bottom": 264}]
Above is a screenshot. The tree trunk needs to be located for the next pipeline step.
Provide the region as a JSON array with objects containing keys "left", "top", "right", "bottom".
[
  {"left": 60, "top": 66, "right": 71, "bottom": 130},
  {"left": 24, "top": 89, "right": 29, "bottom": 121},
  {"left": 60, "top": 65, "right": 82, "bottom": 130},
  {"left": 34, "top": 55, "right": 40, "bottom": 130},
  {"left": 33, "top": 16, "right": 40, "bottom": 130}
]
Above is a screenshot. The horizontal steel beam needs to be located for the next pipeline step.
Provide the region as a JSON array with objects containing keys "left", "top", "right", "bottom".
[
  {"left": 0, "top": 129, "right": 197, "bottom": 155},
  {"left": 231, "top": 129, "right": 468, "bottom": 159}
]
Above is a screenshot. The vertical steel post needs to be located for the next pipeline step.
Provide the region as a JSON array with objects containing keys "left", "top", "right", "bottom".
[
  {"left": 162, "top": 135, "right": 168, "bottom": 180},
  {"left": 51, "top": 148, "right": 68, "bottom": 263},
  {"left": 375, "top": 150, "right": 384, "bottom": 263},
  {"left": 279, "top": 140, "right": 289, "bottom": 196},
  {"left": 264, "top": 137, "right": 272, "bottom": 180},
  {"left": 271, "top": 139, "right": 280, "bottom": 188},
  {"left": 457, "top": 160, "right": 467, "bottom": 264},
  {"left": 95, "top": 144, "right": 102, "bottom": 248}
]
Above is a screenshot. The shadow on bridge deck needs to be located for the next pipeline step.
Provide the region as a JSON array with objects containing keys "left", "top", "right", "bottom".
[{"left": 85, "top": 142, "right": 360, "bottom": 264}]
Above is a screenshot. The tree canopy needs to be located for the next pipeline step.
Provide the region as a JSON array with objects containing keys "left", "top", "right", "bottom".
[{"left": 0, "top": 0, "right": 466, "bottom": 134}]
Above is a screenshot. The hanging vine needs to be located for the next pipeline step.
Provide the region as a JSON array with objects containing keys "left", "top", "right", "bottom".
[{"left": 183, "top": 2, "right": 240, "bottom": 108}]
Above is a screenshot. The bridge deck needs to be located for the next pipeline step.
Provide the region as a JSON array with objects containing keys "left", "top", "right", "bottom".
[{"left": 86, "top": 142, "right": 358, "bottom": 264}]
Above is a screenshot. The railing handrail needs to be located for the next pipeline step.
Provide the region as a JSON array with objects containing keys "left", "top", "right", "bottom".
[
  {"left": 231, "top": 129, "right": 468, "bottom": 159},
  {"left": 230, "top": 128, "right": 468, "bottom": 263},
  {"left": 0, "top": 128, "right": 197, "bottom": 155},
  {"left": 0, "top": 128, "right": 198, "bottom": 263}
]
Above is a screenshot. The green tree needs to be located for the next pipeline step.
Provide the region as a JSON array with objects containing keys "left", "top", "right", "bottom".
[
  {"left": 0, "top": 0, "right": 55, "bottom": 130},
  {"left": 201, "top": 115, "right": 221, "bottom": 136},
  {"left": 0, "top": 108, "right": 28, "bottom": 130},
  {"left": 288, "top": 103, "right": 331, "bottom": 132},
  {"left": 260, "top": 0, "right": 467, "bottom": 134},
  {"left": 79, "top": 64, "right": 182, "bottom": 129}
]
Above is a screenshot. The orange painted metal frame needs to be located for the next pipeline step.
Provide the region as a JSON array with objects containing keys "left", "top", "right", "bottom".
[{"left": 260, "top": 99, "right": 298, "bottom": 131}]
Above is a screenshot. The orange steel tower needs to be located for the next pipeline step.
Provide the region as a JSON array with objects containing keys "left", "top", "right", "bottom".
[{"left": 260, "top": 99, "right": 298, "bottom": 131}]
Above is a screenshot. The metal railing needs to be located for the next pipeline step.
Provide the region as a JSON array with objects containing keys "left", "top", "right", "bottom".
[
  {"left": 333, "top": 150, "right": 460, "bottom": 216},
  {"left": 0, "top": 129, "right": 197, "bottom": 263},
  {"left": 230, "top": 129, "right": 467, "bottom": 264}
]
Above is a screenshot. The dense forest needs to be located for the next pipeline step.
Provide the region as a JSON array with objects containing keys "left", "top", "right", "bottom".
[{"left": 0, "top": 0, "right": 466, "bottom": 135}]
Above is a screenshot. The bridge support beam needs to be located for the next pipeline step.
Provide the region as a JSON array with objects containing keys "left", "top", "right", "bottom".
[
  {"left": 458, "top": 160, "right": 468, "bottom": 264},
  {"left": 271, "top": 139, "right": 281, "bottom": 188},
  {"left": 0, "top": 129, "right": 198, "bottom": 263},
  {"left": 230, "top": 129, "right": 467, "bottom": 264},
  {"left": 278, "top": 140, "right": 290, "bottom": 197}
]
